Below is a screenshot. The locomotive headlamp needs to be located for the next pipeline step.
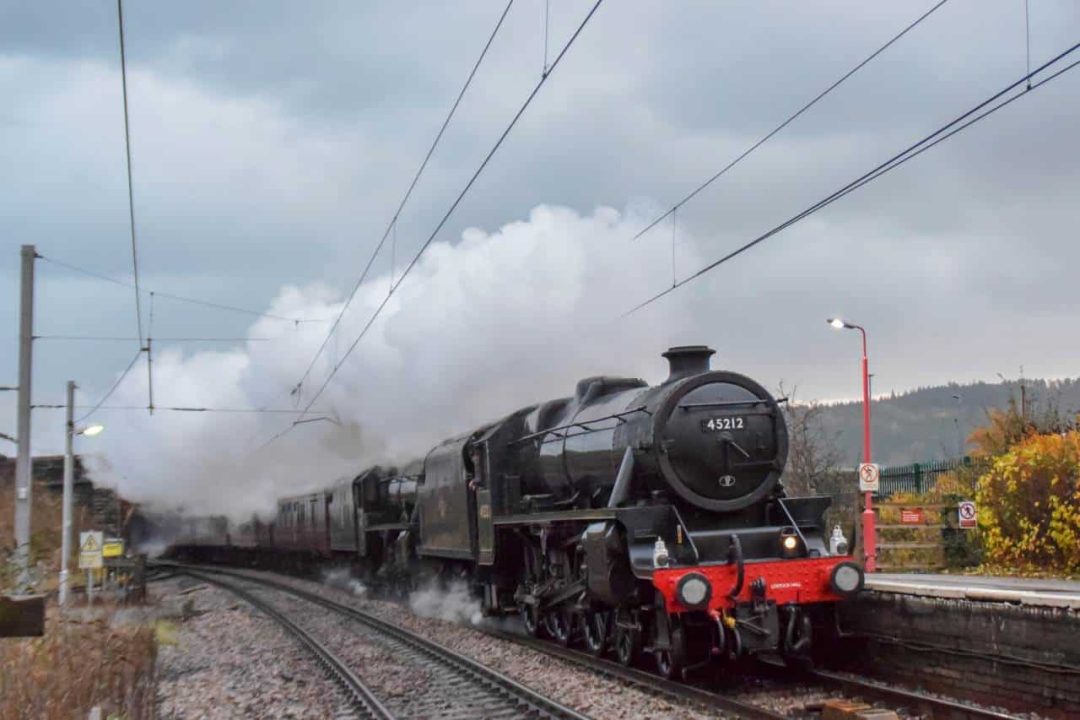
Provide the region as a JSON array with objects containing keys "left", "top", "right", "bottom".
[
  {"left": 829, "top": 561, "right": 865, "bottom": 597},
  {"left": 676, "top": 572, "right": 712, "bottom": 608},
  {"left": 780, "top": 529, "right": 800, "bottom": 557}
]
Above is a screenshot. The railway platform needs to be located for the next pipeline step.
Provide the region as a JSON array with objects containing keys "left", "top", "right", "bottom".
[
  {"left": 865, "top": 572, "right": 1080, "bottom": 609},
  {"left": 843, "top": 573, "right": 1080, "bottom": 716}
]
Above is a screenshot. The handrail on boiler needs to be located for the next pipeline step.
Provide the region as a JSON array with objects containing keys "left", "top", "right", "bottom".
[{"left": 507, "top": 405, "right": 651, "bottom": 446}]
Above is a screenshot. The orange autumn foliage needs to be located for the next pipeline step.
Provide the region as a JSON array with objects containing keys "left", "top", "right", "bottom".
[{"left": 976, "top": 430, "right": 1080, "bottom": 574}]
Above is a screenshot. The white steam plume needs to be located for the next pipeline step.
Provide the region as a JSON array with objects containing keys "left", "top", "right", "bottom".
[
  {"left": 408, "top": 580, "right": 483, "bottom": 626},
  {"left": 83, "top": 204, "right": 702, "bottom": 518}
]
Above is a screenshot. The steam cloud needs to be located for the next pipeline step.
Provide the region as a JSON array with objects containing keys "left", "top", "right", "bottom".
[
  {"left": 408, "top": 580, "right": 483, "bottom": 626},
  {"left": 82, "top": 204, "right": 702, "bottom": 518},
  {"left": 321, "top": 568, "right": 368, "bottom": 597}
]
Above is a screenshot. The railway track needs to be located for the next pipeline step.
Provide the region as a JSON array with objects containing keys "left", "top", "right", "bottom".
[
  {"left": 167, "top": 566, "right": 590, "bottom": 720},
  {"left": 805, "top": 669, "right": 1016, "bottom": 720},
  {"left": 161, "top": 565, "right": 1019, "bottom": 719},
  {"left": 482, "top": 627, "right": 1019, "bottom": 720},
  {"left": 178, "top": 569, "right": 393, "bottom": 720},
  {"left": 484, "top": 627, "right": 788, "bottom": 720}
]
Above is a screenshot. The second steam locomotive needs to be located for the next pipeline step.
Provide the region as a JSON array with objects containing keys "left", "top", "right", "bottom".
[{"left": 174, "top": 345, "right": 862, "bottom": 677}]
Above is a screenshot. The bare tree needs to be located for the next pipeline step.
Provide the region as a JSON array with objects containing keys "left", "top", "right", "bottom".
[
  {"left": 778, "top": 382, "right": 842, "bottom": 497},
  {"left": 778, "top": 383, "right": 856, "bottom": 538}
]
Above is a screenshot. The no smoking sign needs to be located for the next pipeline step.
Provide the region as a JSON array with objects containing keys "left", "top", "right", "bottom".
[{"left": 858, "top": 463, "right": 880, "bottom": 493}]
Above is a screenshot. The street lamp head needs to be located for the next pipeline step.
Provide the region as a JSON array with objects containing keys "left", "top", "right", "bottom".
[
  {"left": 827, "top": 317, "right": 847, "bottom": 330},
  {"left": 78, "top": 424, "right": 105, "bottom": 437}
]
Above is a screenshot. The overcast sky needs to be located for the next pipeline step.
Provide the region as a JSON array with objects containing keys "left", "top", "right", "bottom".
[{"left": 1, "top": 1, "right": 1078, "bottom": 502}]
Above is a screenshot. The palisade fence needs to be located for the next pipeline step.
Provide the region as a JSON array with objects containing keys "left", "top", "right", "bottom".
[
  {"left": 838, "top": 456, "right": 991, "bottom": 572},
  {"left": 874, "top": 456, "right": 990, "bottom": 498}
]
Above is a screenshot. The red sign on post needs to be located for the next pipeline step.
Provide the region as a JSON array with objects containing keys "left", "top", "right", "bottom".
[{"left": 900, "top": 508, "right": 925, "bottom": 525}]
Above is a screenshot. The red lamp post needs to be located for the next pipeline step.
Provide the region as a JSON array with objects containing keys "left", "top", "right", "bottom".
[{"left": 828, "top": 317, "right": 876, "bottom": 572}]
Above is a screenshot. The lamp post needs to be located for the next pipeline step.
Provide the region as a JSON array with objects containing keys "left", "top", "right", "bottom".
[
  {"left": 60, "top": 380, "right": 104, "bottom": 606},
  {"left": 827, "top": 317, "right": 876, "bottom": 572}
]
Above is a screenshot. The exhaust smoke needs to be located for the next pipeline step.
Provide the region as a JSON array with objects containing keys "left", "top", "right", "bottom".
[{"left": 77, "top": 204, "right": 702, "bottom": 518}]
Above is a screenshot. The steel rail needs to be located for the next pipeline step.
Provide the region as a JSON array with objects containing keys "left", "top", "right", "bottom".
[
  {"left": 175, "top": 565, "right": 591, "bottom": 720},
  {"left": 165, "top": 565, "right": 1021, "bottom": 718},
  {"left": 179, "top": 569, "right": 395, "bottom": 720},
  {"left": 806, "top": 669, "right": 1019, "bottom": 720},
  {"left": 487, "top": 627, "right": 1022, "bottom": 720},
  {"left": 482, "top": 628, "right": 787, "bottom": 720}
]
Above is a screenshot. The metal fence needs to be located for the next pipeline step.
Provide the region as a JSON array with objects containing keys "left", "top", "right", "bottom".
[
  {"left": 838, "top": 456, "right": 991, "bottom": 499},
  {"left": 834, "top": 457, "right": 991, "bottom": 571}
]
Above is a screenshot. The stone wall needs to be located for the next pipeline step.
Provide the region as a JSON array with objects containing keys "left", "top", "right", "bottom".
[{"left": 839, "top": 592, "right": 1080, "bottom": 717}]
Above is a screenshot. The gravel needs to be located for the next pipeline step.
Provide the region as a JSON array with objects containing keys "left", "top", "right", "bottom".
[
  {"left": 158, "top": 566, "right": 1041, "bottom": 720},
  {"left": 211, "top": 568, "right": 732, "bottom": 720},
  {"left": 152, "top": 577, "right": 358, "bottom": 720},
  {"left": 238, "top": 583, "right": 535, "bottom": 719}
]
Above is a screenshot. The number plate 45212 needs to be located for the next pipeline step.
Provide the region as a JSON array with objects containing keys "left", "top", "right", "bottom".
[{"left": 701, "top": 417, "right": 745, "bottom": 432}]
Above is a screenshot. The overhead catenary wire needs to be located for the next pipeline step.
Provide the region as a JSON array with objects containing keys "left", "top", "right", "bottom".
[
  {"left": 146, "top": 336, "right": 154, "bottom": 414},
  {"left": 45, "top": 404, "right": 332, "bottom": 414},
  {"left": 38, "top": 254, "right": 330, "bottom": 324},
  {"left": 543, "top": 0, "right": 550, "bottom": 77},
  {"left": 624, "top": 41, "right": 1080, "bottom": 318},
  {"left": 258, "top": 422, "right": 305, "bottom": 449},
  {"left": 389, "top": 219, "right": 397, "bottom": 293},
  {"left": 116, "top": 0, "right": 144, "bottom": 346},
  {"left": 35, "top": 335, "right": 273, "bottom": 342},
  {"left": 292, "top": 0, "right": 515, "bottom": 402},
  {"left": 147, "top": 289, "right": 154, "bottom": 413},
  {"left": 670, "top": 208, "right": 677, "bottom": 288},
  {"left": 292, "top": 0, "right": 605, "bottom": 424},
  {"left": 631, "top": 0, "right": 951, "bottom": 243},
  {"left": 75, "top": 348, "right": 144, "bottom": 424},
  {"left": 1025, "top": 0, "right": 1032, "bottom": 90}
]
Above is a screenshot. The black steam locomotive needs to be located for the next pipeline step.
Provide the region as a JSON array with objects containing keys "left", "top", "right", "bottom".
[{"left": 173, "top": 345, "right": 862, "bottom": 677}]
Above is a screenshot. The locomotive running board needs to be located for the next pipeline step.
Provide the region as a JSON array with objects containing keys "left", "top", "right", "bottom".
[{"left": 493, "top": 508, "right": 618, "bottom": 526}]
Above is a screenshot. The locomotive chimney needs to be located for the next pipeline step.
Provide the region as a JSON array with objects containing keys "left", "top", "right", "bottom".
[{"left": 662, "top": 345, "right": 716, "bottom": 382}]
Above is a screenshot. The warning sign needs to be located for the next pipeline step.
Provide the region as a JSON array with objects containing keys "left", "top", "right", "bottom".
[
  {"left": 858, "top": 463, "right": 880, "bottom": 493},
  {"left": 102, "top": 539, "right": 125, "bottom": 559},
  {"left": 958, "top": 501, "right": 977, "bottom": 530},
  {"left": 900, "top": 508, "right": 925, "bottom": 525},
  {"left": 79, "top": 531, "right": 104, "bottom": 569}
]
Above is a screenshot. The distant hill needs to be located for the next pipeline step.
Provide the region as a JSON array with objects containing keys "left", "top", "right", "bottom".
[{"left": 808, "top": 378, "right": 1080, "bottom": 467}]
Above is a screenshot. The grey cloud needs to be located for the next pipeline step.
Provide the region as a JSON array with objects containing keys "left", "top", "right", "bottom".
[{"left": 1, "top": 0, "right": 1079, "bottom": 465}]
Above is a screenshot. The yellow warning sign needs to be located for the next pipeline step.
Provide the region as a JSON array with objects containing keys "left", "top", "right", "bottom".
[
  {"left": 102, "top": 539, "right": 125, "bottom": 559},
  {"left": 79, "top": 531, "right": 104, "bottom": 569}
]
